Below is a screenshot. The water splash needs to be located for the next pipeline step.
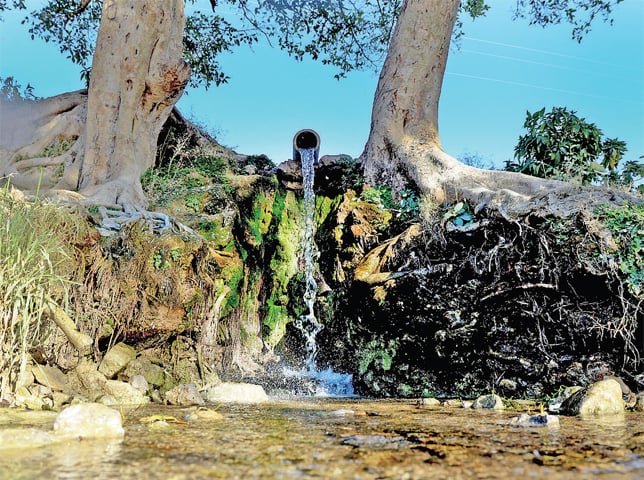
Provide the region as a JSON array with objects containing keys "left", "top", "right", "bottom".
[{"left": 291, "top": 148, "right": 355, "bottom": 397}]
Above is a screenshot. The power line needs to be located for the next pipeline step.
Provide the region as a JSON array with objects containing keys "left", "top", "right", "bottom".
[
  {"left": 445, "top": 71, "right": 627, "bottom": 103},
  {"left": 460, "top": 49, "right": 629, "bottom": 81},
  {"left": 462, "top": 36, "right": 639, "bottom": 72}
]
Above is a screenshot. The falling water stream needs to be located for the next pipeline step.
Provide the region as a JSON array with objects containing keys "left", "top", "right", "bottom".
[{"left": 290, "top": 148, "right": 354, "bottom": 397}]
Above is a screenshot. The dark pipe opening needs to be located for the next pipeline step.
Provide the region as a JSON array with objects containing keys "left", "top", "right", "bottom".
[{"left": 293, "top": 129, "right": 321, "bottom": 165}]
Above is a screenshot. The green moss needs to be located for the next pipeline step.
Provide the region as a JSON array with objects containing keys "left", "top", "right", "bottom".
[
  {"left": 246, "top": 191, "right": 275, "bottom": 246},
  {"left": 315, "top": 195, "right": 342, "bottom": 228},
  {"left": 262, "top": 190, "right": 304, "bottom": 347},
  {"left": 358, "top": 339, "right": 397, "bottom": 375}
]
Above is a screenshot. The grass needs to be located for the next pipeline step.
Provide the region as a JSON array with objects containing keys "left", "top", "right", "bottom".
[{"left": 0, "top": 184, "right": 76, "bottom": 400}]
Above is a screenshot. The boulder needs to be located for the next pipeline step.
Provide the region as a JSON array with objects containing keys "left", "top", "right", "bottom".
[
  {"left": 419, "top": 397, "right": 441, "bottom": 408},
  {"left": 473, "top": 394, "right": 504, "bottom": 410},
  {"left": 202, "top": 382, "right": 269, "bottom": 404},
  {"left": 98, "top": 342, "right": 137, "bottom": 378},
  {"left": 53, "top": 403, "right": 124, "bottom": 440},
  {"left": 560, "top": 378, "right": 625, "bottom": 415}
]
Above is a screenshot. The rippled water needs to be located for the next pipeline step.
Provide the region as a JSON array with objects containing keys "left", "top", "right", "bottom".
[{"left": 1, "top": 399, "right": 642, "bottom": 479}]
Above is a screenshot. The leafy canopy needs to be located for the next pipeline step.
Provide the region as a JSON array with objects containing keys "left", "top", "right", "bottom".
[{"left": 0, "top": 0, "right": 623, "bottom": 88}]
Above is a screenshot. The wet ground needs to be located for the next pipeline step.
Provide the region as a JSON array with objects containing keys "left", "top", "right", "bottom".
[{"left": 0, "top": 399, "right": 642, "bottom": 479}]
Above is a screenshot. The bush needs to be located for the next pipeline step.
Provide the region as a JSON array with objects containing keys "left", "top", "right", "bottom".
[{"left": 507, "top": 107, "right": 641, "bottom": 189}]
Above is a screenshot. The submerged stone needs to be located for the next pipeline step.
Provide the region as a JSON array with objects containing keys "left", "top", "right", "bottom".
[
  {"left": 202, "top": 382, "right": 269, "bottom": 403},
  {"left": 510, "top": 413, "right": 560, "bottom": 428},
  {"left": 53, "top": 403, "right": 124, "bottom": 440}
]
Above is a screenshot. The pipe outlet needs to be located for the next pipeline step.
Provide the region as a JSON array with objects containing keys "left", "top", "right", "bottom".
[{"left": 293, "top": 129, "right": 321, "bottom": 166}]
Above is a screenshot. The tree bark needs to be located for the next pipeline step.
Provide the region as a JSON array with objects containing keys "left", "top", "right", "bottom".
[
  {"left": 360, "top": 0, "right": 601, "bottom": 215},
  {"left": 79, "top": 0, "right": 190, "bottom": 211}
]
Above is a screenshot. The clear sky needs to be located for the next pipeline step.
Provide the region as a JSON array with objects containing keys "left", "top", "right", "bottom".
[{"left": 0, "top": 1, "right": 642, "bottom": 169}]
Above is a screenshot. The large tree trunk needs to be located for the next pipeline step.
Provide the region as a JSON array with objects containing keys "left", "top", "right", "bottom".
[
  {"left": 79, "top": 0, "right": 191, "bottom": 211},
  {"left": 360, "top": 0, "right": 615, "bottom": 216}
]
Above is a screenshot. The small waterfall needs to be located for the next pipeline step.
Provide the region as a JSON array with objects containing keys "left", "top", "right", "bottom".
[
  {"left": 290, "top": 147, "right": 355, "bottom": 397},
  {"left": 294, "top": 147, "right": 323, "bottom": 372}
]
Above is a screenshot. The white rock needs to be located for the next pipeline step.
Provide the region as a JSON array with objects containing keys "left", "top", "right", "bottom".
[
  {"left": 202, "top": 382, "right": 269, "bottom": 404},
  {"left": 53, "top": 403, "right": 124, "bottom": 440}
]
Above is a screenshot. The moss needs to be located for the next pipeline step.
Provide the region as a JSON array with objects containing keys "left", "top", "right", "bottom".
[
  {"left": 315, "top": 194, "right": 342, "bottom": 228},
  {"left": 246, "top": 191, "right": 275, "bottom": 246},
  {"left": 262, "top": 190, "right": 304, "bottom": 347},
  {"left": 358, "top": 339, "right": 397, "bottom": 376}
]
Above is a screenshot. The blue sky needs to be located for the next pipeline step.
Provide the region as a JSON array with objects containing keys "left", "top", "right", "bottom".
[{"left": 0, "top": 1, "right": 642, "bottom": 168}]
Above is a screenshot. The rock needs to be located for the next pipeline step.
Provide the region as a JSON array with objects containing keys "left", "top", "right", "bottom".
[
  {"left": 473, "top": 394, "right": 504, "bottom": 410},
  {"left": 185, "top": 407, "right": 225, "bottom": 422},
  {"left": 98, "top": 342, "right": 137, "bottom": 378},
  {"left": 548, "top": 386, "right": 582, "bottom": 413},
  {"left": 510, "top": 413, "right": 560, "bottom": 428},
  {"left": 419, "top": 397, "right": 441, "bottom": 408},
  {"left": 123, "top": 357, "right": 166, "bottom": 387},
  {"left": 14, "top": 386, "right": 45, "bottom": 410},
  {"left": 129, "top": 374, "right": 149, "bottom": 394},
  {"left": 53, "top": 403, "right": 124, "bottom": 440},
  {"left": 102, "top": 380, "right": 149, "bottom": 406},
  {"left": 164, "top": 384, "right": 205, "bottom": 406},
  {"left": 560, "top": 378, "right": 625, "bottom": 416},
  {"left": 32, "top": 365, "right": 69, "bottom": 392},
  {"left": 67, "top": 361, "right": 108, "bottom": 402},
  {"left": 202, "top": 382, "right": 269, "bottom": 404}
]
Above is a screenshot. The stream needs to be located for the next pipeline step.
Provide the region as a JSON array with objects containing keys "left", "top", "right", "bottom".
[{"left": 0, "top": 399, "right": 642, "bottom": 479}]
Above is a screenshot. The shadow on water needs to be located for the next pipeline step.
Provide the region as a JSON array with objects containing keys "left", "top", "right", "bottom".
[{"left": 1, "top": 400, "right": 643, "bottom": 479}]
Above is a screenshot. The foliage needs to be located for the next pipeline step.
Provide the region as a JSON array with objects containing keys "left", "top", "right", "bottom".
[
  {"left": 360, "top": 185, "right": 420, "bottom": 222},
  {"left": 0, "top": 76, "right": 38, "bottom": 103},
  {"left": 507, "top": 107, "right": 631, "bottom": 186},
  {"left": 511, "top": 0, "right": 624, "bottom": 42},
  {"left": 442, "top": 202, "right": 476, "bottom": 228},
  {"left": 595, "top": 202, "right": 643, "bottom": 297},
  {"left": 142, "top": 142, "right": 230, "bottom": 209},
  {"left": 0, "top": 185, "right": 75, "bottom": 399},
  {"left": 3, "top": 0, "right": 622, "bottom": 88}
]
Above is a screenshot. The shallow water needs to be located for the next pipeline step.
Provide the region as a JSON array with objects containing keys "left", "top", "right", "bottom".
[{"left": 0, "top": 399, "right": 642, "bottom": 479}]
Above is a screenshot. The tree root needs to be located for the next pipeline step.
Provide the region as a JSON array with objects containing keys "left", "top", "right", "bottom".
[{"left": 44, "top": 298, "right": 93, "bottom": 353}]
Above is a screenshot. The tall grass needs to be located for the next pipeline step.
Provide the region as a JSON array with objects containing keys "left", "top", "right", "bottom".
[{"left": 0, "top": 185, "right": 73, "bottom": 400}]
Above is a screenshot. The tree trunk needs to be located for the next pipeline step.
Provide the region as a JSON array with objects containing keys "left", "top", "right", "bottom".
[
  {"left": 79, "top": 0, "right": 190, "bottom": 211},
  {"left": 360, "top": 0, "right": 611, "bottom": 216}
]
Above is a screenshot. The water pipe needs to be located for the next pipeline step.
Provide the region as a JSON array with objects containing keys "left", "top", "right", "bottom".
[{"left": 293, "top": 129, "right": 321, "bottom": 166}]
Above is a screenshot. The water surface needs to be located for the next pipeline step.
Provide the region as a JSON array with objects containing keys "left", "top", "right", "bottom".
[{"left": 1, "top": 399, "right": 642, "bottom": 479}]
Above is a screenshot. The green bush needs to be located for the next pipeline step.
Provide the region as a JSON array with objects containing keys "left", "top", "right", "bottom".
[{"left": 507, "top": 107, "right": 640, "bottom": 188}]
